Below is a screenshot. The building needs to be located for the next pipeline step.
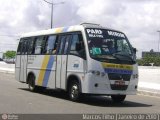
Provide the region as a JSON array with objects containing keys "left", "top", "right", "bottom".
[
  {"left": 0, "top": 52, "right": 3, "bottom": 60},
  {"left": 142, "top": 50, "right": 160, "bottom": 58}
]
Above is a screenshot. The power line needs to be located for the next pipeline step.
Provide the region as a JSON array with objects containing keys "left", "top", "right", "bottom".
[
  {"left": 42, "top": 0, "right": 65, "bottom": 28},
  {"left": 43, "top": 0, "right": 52, "bottom": 4},
  {"left": 0, "top": 43, "right": 17, "bottom": 46},
  {"left": 0, "top": 45, "right": 17, "bottom": 46},
  {"left": 0, "top": 35, "right": 20, "bottom": 37},
  {"left": 157, "top": 31, "right": 160, "bottom": 53}
]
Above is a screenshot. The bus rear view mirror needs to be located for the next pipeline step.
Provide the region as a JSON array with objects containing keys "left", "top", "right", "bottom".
[
  {"left": 76, "top": 43, "right": 82, "bottom": 51},
  {"left": 133, "top": 47, "right": 137, "bottom": 54}
]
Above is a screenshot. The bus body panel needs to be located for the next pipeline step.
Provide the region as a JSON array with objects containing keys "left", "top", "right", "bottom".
[
  {"left": 20, "top": 55, "right": 27, "bottom": 83},
  {"left": 15, "top": 24, "right": 139, "bottom": 97},
  {"left": 27, "top": 55, "right": 56, "bottom": 88},
  {"left": 15, "top": 55, "right": 21, "bottom": 81},
  {"left": 56, "top": 55, "right": 68, "bottom": 89},
  {"left": 66, "top": 55, "right": 86, "bottom": 90},
  {"left": 55, "top": 55, "right": 61, "bottom": 88},
  {"left": 82, "top": 58, "right": 138, "bottom": 95}
]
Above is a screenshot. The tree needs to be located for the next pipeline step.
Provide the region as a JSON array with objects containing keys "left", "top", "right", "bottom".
[
  {"left": 137, "top": 54, "right": 160, "bottom": 66},
  {"left": 4, "top": 51, "right": 16, "bottom": 59}
]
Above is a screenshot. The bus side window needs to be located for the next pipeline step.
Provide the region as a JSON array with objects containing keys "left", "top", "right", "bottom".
[
  {"left": 21, "top": 39, "right": 28, "bottom": 55},
  {"left": 33, "top": 36, "right": 45, "bottom": 54},
  {"left": 44, "top": 35, "right": 57, "bottom": 54},
  {"left": 63, "top": 35, "right": 72, "bottom": 55},
  {"left": 17, "top": 39, "right": 23, "bottom": 55},
  {"left": 57, "top": 35, "right": 72, "bottom": 55},
  {"left": 69, "top": 34, "right": 86, "bottom": 59},
  {"left": 28, "top": 38, "right": 35, "bottom": 55},
  {"left": 57, "top": 36, "right": 66, "bottom": 55}
]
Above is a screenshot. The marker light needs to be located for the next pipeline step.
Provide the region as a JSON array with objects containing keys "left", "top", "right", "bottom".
[
  {"left": 132, "top": 74, "right": 138, "bottom": 79},
  {"left": 89, "top": 70, "right": 105, "bottom": 77}
]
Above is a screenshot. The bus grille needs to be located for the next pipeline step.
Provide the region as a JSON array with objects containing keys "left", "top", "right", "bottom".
[
  {"left": 108, "top": 73, "right": 130, "bottom": 90},
  {"left": 110, "top": 85, "right": 128, "bottom": 90},
  {"left": 108, "top": 73, "right": 131, "bottom": 81}
]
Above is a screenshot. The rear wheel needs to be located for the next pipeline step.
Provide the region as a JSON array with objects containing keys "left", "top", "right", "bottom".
[
  {"left": 111, "top": 95, "right": 126, "bottom": 103},
  {"left": 68, "top": 81, "right": 81, "bottom": 101},
  {"left": 28, "top": 75, "right": 38, "bottom": 92}
]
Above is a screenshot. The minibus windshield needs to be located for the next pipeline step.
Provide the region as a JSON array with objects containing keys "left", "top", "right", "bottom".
[{"left": 86, "top": 28, "right": 134, "bottom": 62}]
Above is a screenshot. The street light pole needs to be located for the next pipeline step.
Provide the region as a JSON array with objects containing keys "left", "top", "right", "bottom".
[
  {"left": 43, "top": 0, "right": 64, "bottom": 29},
  {"left": 51, "top": 2, "right": 53, "bottom": 28},
  {"left": 157, "top": 31, "right": 160, "bottom": 53}
]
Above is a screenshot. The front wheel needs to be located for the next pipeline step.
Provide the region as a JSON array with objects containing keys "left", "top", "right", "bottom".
[
  {"left": 111, "top": 95, "right": 126, "bottom": 103},
  {"left": 68, "top": 81, "right": 81, "bottom": 101}
]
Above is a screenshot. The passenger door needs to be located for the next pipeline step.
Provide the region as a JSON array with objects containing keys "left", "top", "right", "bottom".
[
  {"left": 67, "top": 33, "right": 86, "bottom": 88},
  {"left": 20, "top": 39, "right": 28, "bottom": 82},
  {"left": 56, "top": 35, "right": 71, "bottom": 89},
  {"left": 15, "top": 39, "right": 22, "bottom": 81}
]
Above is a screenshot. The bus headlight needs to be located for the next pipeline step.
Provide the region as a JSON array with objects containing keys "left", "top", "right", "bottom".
[
  {"left": 90, "top": 70, "right": 96, "bottom": 74},
  {"left": 101, "top": 72, "right": 105, "bottom": 77},
  {"left": 89, "top": 70, "right": 105, "bottom": 77},
  {"left": 90, "top": 70, "right": 100, "bottom": 76},
  {"left": 132, "top": 74, "right": 138, "bottom": 79},
  {"left": 95, "top": 71, "right": 100, "bottom": 75}
]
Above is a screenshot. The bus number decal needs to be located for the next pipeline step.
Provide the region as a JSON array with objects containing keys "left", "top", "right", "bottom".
[{"left": 87, "top": 29, "right": 104, "bottom": 38}]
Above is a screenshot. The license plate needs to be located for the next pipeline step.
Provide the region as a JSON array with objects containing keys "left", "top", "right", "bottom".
[{"left": 114, "top": 80, "right": 125, "bottom": 85}]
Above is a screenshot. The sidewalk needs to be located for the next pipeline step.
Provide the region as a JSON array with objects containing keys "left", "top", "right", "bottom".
[
  {"left": 138, "top": 82, "right": 160, "bottom": 97},
  {"left": 0, "top": 61, "right": 15, "bottom": 73},
  {"left": 138, "top": 66, "right": 160, "bottom": 97},
  {"left": 0, "top": 61, "right": 160, "bottom": 97}
]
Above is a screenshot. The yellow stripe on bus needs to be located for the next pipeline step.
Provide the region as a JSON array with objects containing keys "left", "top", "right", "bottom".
[
  {"left": 101, "top": 62, "right": 133, "bottom": 70},
  {"left": 55, "top": 27, "right": 63, "bottom": 33},
  {"left": 37, "top": 55, "right": 50, "bottom": 86}
]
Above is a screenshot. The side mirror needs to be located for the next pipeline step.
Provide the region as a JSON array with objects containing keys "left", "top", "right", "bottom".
[
  {"left": 75, "top": 42, "right": 86, "bottom": 59},
  {"left": 133, "top": 47, "right": 137, "bottom": 54}
]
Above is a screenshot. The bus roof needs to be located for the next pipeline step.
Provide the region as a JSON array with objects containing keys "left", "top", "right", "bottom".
[
  {"left": 21, "top": 23, "right": 119, "bottom": 38},
  {"left": 21, "top": 25, "right": 83, "bottom": 38}
]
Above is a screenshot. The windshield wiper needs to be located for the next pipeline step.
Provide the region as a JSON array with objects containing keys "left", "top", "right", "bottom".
[
  {"left": 112, "top": 53, "right": 134, "bottom": 62},
  {"left": 94, "top": 54, "right": 121, "bottom": 61},
  {"left": 109, "top": 54, "right": 121, "bottom": 61},
  {"left": 91, "top": 55, "right": 121, "bottom": 62}
]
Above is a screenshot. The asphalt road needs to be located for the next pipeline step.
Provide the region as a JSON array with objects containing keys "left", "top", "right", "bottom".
[{"left": 0, "top": 72, "right": 160, "bottom": 114}]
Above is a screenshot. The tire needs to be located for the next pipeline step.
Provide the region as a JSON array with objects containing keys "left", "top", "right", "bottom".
[
  {"left": 28, "top": 75, "right": 38, "bottom": 92},
  {"left": 68, "top": 81, "right": 81, "bottom": 101},
  {"left": 111, "top": 95, "right": 126, "bottom": 103}
]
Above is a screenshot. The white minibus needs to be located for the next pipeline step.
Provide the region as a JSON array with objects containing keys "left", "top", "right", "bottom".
[{"left": 15, "top": 23, "right": 138, "bottom": 102}]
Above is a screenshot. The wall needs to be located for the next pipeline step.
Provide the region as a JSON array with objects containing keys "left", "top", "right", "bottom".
[
  {"left": 138, "top": 66, "right": 160, "bottom": 91},
  {"left": 0, "top": 52, "right": 3, "bottom": 59}
]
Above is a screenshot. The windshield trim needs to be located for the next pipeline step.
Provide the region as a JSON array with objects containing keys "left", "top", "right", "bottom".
[{"left": 85, "top": 28, "right": 134, "bottom": 62}]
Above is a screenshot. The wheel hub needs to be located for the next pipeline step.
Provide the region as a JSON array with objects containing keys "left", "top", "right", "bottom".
[{"left": 71, "top": 85, "right": 78, "bottom": 98}]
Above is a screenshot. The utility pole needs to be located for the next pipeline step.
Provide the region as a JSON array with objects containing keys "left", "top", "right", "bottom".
[
  {"left": 157, "top": 31, "right": 160, "bottom": 54},
  {"left": 43, "top": 0, "right": 64, "bottom": 28}
]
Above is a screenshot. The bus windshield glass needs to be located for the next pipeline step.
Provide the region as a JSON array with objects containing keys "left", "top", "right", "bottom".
[{"left": 86, "top": 28, "right": 134, "bottom": 62}]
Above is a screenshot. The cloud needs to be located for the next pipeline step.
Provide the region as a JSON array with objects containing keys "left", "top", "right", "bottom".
[
  {"left": 0, "top": 0, "right": 160, "bottom": 58},
  {"left": 71, "top": 0, "right": 160, "bottom": 57}
]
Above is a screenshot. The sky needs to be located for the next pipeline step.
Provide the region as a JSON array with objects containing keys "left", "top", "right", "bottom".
[{"left": 0, "top": 0, "right": 160, "bottom": 58}]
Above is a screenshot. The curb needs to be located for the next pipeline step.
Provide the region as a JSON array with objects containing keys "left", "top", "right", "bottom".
[
  {"left": 138, "top": 88, "right": 160, "bottom": 98},
  {"left": 0, "top": 70, "right": 14, "bottom": 74},
  {"left": 0, "top": 70, "right": 160, "bottom": 98}
]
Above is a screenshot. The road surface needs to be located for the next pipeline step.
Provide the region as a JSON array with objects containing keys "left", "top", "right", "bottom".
[{"left": 0, "top": 72, "right": 160, "bottom": 114}]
